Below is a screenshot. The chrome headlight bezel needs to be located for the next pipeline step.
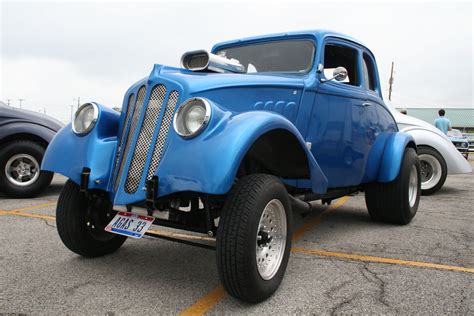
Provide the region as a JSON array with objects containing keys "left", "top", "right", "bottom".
[
  {"left": 72, "top": 102, "right": 99, "bottom": 136},
  {"left": 173, "top": 97, "right": 211, "bottom": 139}
]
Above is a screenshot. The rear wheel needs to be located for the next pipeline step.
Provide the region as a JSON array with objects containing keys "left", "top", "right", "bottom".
[
  {"left": 365, "top": 147, "right": 421, "bottom": 225},
  {"left": 56, "top": 180, "right": 127, "bottom": 257},
  {"left": 0, "top": 140, "right": 53, "bottom": 198},
  {"left": 216, "top": 174, "right": 292, "bottom": 303},
  {"left": 418, "top": 146, "right": 447, "bottom": 195}
]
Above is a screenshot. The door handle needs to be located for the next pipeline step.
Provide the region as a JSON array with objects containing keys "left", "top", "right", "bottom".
[{"left": 362, "top": 102, "right": 372, "bottom": 107}]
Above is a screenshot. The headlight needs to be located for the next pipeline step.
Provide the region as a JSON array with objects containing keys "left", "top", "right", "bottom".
[
  {"left": 72, "top": 103, "right": 99, "bottom": 136},
  {"left": 173, "top": 98, "right": 211, "bottom": 138}
]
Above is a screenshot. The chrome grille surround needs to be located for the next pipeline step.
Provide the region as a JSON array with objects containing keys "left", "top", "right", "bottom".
[
  {"left": 114, "top": 86, "right": 146, "bottom": 192},
  {"left": 146, "top": 90, "right": 179, "bottom": 180},
  {"left": 124, "top": 84, "right": 167, "bottom": 193}
]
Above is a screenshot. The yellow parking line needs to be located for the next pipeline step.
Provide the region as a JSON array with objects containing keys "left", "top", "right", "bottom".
[
  {"left": 1, "top": 210, "right": 218, "bottom": 240},
  {"left": 292, "top": 247, "right": 474, "bottom": 274},
  {"left": 179, "top": 286, "right": 226, "bottom": 316},
  {"left": 0, "top": 209, "right": 55, "bottom": 221},
  {"left": 0, "top": 202, "right": 57, "bottom": 213},
  {"left": 179, "top": 196, "right": 351, "bottom": 315}
]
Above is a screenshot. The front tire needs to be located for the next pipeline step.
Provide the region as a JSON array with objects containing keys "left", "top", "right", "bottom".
[
  {"left": 57, "top": 180, "right": 127, "bottom": 257},
  {"left": 0, "top": 140, "right": 53, "bottom": 198},
  {"left": 365, "top": 147, "right": 421, "bottom": 225},
  {"left": 216, "top": 174, "right": 292, "bottom": 303},
  {"left": 418, "top": 146, "right": 447, "bottom": 195}
]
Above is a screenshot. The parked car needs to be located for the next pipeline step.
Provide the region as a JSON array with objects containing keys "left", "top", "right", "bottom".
[
  {"left": 43, "top": 30, "right": 421, "bottom": 303},
  {"left": 463, "top": 132, "right": 474, "bottom": 154},
  {"left": 389, "top": 106, "right": 472, "bottom": 195},
  {"left": 447, "top": 129, "right": 469, "bottom": 159},
  {"left": 0, "top": 102, "right": 63, "bottom": 197}
]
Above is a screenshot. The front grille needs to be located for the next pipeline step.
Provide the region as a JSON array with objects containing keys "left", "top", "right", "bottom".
[
  {"left": 114, "top": 83, "right": 180, "bottom": 195},
  {"left": 114, "top": 85, "right": 146, "bottom": 192},
  {"left": 125, "top": 84, "right": 167, "bottom": 193},
  {"left": 146, "top": 90, "right": 179, "bottom": 180}
]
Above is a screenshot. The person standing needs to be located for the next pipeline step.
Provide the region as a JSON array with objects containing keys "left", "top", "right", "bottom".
[{"left": 434, "top": 109, "right": 452, "bottom": 135}]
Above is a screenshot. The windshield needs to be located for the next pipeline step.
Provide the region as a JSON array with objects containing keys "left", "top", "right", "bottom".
[
  {"left": 448, "top": 129, "right": 463, "bottom": 137},
  {"left": 215, "top": 39, "right": 315, "bottom": 74}
]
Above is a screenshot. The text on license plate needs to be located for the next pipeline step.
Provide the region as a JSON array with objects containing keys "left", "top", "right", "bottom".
[{"left": 105, "top": 211, "right": 155, "bottom": 239}]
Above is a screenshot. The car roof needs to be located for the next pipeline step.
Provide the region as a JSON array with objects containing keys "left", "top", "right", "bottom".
[{"left": 211, "top": 29, "right": 370, "bottom": 53}]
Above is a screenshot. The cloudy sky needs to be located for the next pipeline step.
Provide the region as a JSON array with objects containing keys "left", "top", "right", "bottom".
[{"left": 1, "top": 0, "right": 472, "bottom": 122}]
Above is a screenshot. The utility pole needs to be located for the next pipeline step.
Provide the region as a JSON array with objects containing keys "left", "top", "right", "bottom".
[
  {"left": 388, "top": 61, "right": 395, "bottom": 101},
  {"left": 6, "top": 99, "right": 11, "bottom": 106},
  {"left": 18, "top": 98, "right": 24, "bottom": 109}
]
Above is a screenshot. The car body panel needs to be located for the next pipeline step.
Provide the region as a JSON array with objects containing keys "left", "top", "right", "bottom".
[{"left": 42, "top": 30, "right": 415, "bottom": 206}]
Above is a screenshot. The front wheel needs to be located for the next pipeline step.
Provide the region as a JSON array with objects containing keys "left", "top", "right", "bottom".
[
  {"left": 365, "top": 147, "right": 421, "bottom": 225},
  {"left": 56, "top": 180, "right": 127, "bottom": 257},
  {"left": 216, "top": 174, "right": 292, "bottom": 303}
]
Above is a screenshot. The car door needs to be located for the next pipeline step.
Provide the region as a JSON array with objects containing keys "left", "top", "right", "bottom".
[
  {"left": 306, "top": 39, "right": 373, "bottom": 188},
  {"left": 360, "top": 50, "right": 398, "bottom": 183}
]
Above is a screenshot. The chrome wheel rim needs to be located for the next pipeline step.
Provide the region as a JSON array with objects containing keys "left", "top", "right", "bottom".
[
  {"left": 408, "top": 165, "right": 418, "bottom": 208},
  {"left": 418, "top": 154, "right": 442, "bottom": 191},
  {"left": 5, "top": 154, "right": 40, "bottom": 187},
  {"left": 256, "top": 199, "right": 287, "bottom": 280}
]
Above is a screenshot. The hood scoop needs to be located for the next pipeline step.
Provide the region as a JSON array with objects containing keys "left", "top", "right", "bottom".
[{"left": 181, "top": 50, "right": 245, "bottom": 74}]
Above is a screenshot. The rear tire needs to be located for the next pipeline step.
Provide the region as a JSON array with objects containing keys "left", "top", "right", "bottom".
[
  {"left": 56, "top": 180, "right": 127, "bottom": 257},
  {"left": 216, "top": 174, "right": 292, "bottom": 303},
  {"left": 418, "top": 146, "right": 447, "bottom": 195},
  {"left": 0, "top": 140, "right": 53, "bottom": 198},
  {"left": 365, "top": 147, "right": 421, "bottom": 225}
]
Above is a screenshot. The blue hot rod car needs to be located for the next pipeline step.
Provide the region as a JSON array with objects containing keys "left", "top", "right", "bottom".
[{"left": 43, "top": 30, "right": 421, "bottom": 303}]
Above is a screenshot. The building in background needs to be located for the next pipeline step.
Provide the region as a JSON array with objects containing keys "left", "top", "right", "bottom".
[{"left": 396, "top": 108, "right": 474, "bottom": 132}]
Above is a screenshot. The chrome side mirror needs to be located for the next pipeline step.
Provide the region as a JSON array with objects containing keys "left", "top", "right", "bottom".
[{"left": 320, "top": 66, "right": 348, "bottom": 83}]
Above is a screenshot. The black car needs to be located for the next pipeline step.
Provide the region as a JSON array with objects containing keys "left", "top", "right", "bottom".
[{"left": 0, "top": 102, "right": 64, "bottom": 197}]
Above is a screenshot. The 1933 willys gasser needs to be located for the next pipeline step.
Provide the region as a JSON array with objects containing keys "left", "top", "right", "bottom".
[{"left": 42, "top": 30, "right": 421, "bottom": 303}]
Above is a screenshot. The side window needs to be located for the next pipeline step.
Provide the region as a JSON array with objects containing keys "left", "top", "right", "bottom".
[
  {"left": 362, "top": 53, "right": 376, "bottom": 91},
  {"left": 324, "top": 44, "right": 359, "bottom": 86}
]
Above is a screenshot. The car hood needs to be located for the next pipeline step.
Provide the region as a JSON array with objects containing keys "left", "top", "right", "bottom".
[
  {"left": 448, "top": 136, "right": 468, "bottom": 142},
  {"left": 126, "top": 65, "right": 306, "bottom": 119},
  {"left": 155, "top": 65, "right": 306, "bottom": 91},
  {"left": 0, "top": 102, "right": 64, "bottom": 132}
]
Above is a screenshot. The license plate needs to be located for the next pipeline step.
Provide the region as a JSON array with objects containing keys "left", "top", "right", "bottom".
[{"left": 105, "top": 211, "right": 155, "bottom": 239}]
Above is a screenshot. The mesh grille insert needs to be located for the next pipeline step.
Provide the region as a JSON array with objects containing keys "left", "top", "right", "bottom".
[
  {"left": 125, "top": 84, "right": 167, "bottom": 193},
  {"left": 146, "top": 90, "right": 179, "bottom": 180},
  {"left": 114, "top": 86, "right": 146, "bottom": 192}
]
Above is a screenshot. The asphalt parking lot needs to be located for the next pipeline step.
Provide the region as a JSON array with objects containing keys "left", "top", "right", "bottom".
[{"left": 1, "top": 161, "right": 473, "bottom": 315}]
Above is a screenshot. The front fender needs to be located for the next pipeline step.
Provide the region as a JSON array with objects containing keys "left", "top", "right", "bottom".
[
  {"left": 377, "top": 132, "right": 416, "bottom": 182},
  {"left": 41, "top": 105, "right": 120, "bottom": 190},
  {"left": 0, "top": 122, "right": 57, "bottom": 144},
  {"left": 156, "top": 110, "right": 328, "bottom": 197}
]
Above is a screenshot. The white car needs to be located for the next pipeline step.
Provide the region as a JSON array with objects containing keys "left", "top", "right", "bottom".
[{"left": 389, "top": 105, "right": 472, "bottom": 195}]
